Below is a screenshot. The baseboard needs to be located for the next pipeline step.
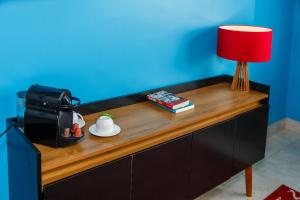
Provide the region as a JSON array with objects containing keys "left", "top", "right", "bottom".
[{"left": 268, "top": 118, "right": 300, "bottom": 137}]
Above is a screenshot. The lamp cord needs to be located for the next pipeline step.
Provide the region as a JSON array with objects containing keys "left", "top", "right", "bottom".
[{"left": 0, "top": 124, "right": 14, "bottom": 138}]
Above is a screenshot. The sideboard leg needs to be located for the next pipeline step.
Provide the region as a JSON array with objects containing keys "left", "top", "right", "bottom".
[{"left": 245, "top": 166, "right": 253, "bottom": 197}]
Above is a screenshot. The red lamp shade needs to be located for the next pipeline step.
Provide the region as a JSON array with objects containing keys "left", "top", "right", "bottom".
[{"left": 217, "top": 25, "right": 272, "bottom": 62}]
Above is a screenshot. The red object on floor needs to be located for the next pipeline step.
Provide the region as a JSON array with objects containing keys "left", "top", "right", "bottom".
[{"left": 264, "top": 185, "right": 300, "bottom": 200}]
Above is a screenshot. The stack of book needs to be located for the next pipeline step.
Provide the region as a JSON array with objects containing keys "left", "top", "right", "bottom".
[{"left": 146, "top": 90, "right": 194, "bottom": 113}]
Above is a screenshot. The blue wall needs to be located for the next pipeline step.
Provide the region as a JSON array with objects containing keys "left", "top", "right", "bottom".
[
  {"left": 254, "top": 0, "right": 295, "bottom": 123},
  {"left": 0, "top": 0, "right": 296, "bottom": 199},
  {"left": 287, "top": 1, "right": 300, "bottom": 120}
]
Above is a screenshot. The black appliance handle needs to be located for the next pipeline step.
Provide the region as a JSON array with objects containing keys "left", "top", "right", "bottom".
[{"left": 60, "top": 96, "right": 81, "bottom": 109}]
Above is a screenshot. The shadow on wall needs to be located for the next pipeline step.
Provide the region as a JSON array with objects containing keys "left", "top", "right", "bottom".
[
  {"left": 174, "top": 26, "right": 221, "bottom": 78},
  {"left": 187, "top": 27, "right": 218, "bottom": 65}
]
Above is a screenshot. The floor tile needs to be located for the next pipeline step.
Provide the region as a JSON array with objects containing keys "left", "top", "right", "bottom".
[
  {"left": 282, "top": 127, "right": 300, "bottom": 141},
  {"left": 265, "top": 134, "right": 294, "bottom": 157}
]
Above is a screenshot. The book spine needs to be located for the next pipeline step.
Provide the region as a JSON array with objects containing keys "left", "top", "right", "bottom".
[
  {"left": 149, "top": 101, "right": 194, "bottom": 113},
  {"left": 173, "top": 104, "right": 194, "bottom": 113},
  {"left": 146, "top": 96, "right": 174, "bottom": 109},
  {"left": 149, "top": 101, "right": 176, "bottom": 113}
]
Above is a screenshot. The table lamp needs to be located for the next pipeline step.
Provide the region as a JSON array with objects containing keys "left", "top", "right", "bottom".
[{"left": 217, "top": 25, "right": 272, "bottom": 91}]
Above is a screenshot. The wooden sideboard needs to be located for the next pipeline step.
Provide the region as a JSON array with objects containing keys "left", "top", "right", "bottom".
[{"left": 6, "top": 75, "right": 269, "bottom": 200}]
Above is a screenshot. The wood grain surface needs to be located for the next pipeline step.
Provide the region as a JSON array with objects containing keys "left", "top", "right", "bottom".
[{"left": 34, "top": 82, "right": 268, "bottom": 186}]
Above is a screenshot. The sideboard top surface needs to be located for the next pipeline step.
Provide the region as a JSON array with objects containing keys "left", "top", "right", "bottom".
[{"left": 34, "top": 82, "right": 268, "bottom": 186}]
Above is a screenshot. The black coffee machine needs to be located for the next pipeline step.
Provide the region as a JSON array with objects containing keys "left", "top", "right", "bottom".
[{"left": 24, "top": 84, "right": 84, "bottom": 147}]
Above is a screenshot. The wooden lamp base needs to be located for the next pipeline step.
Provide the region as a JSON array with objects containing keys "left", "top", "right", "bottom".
[{"left": 231, "top": 61, "right": 250, "bottom": 91}]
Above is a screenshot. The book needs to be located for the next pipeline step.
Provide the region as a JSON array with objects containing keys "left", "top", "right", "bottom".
[
  {"left": 146, "top": 90, "right": 189, "bottom": 110},
  {"left": 151, "top": 101, "right": 195, "bottom": 113}
]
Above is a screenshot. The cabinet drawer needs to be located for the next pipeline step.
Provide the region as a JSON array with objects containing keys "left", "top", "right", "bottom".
[
  {"left": 132, "top": 134, "right": 192, "bottom": 200},
  {"left": 233, "top": 104, "right": 269, "bottom": 173},
  {"left": 190, "top": 119, "right": 235, "bottom": 199},
  {"left": 43, "top": 156, "right": 132, "bottom": 200}
]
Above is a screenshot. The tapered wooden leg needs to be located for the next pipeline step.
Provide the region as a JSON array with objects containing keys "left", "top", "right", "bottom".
[
  {"left": 245, "top": 166, "right": 253, "bottom": 197},
  {"left": 231, "top": 62, "right": 241, "bottom": 90},
  {"left": 244, "top": 63, "right": 249, "bottom": 91},
  {"left": 231, "top": 61, "right": 250, "bottom": 92},
  {"left": 239, "top": 63, "right": 244, "bottom": 90}
]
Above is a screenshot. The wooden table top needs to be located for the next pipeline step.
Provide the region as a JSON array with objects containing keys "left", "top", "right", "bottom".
[{"left": 34, "top": 82, "right": 268, "bottom": 186}]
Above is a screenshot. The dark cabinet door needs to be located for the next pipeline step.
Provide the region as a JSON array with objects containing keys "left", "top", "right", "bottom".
[
  {"left": 7, "top": 119, "right": 41, "bottom": 200},
  {"left": 132, "top": 135, "right": 192, "bottom": 200},
  {"left": 190, "top": 119, "right": 235, "bottom": 199},
  {"left": 233, "top": 105, "right": 269, "bottom": 173},
  {"left": 43, "top": 156, "right": 132, "bottom": 200}
]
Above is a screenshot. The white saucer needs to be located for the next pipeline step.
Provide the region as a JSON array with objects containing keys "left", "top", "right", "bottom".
[{"left": 89, "top": 124, "right": 121, "bottom": 137}]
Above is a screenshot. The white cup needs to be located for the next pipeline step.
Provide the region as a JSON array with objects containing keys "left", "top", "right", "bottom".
[
  {"left": 73, "top": 112, "right": 84, "bottom": 124},
  {"left": 96, "top": 116, "right": 114, "bottom": 134}
]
